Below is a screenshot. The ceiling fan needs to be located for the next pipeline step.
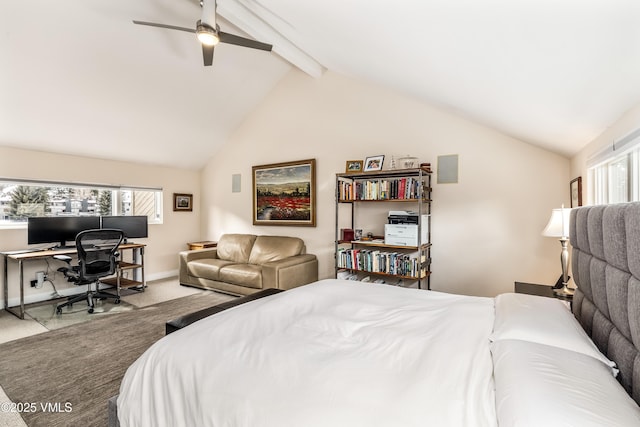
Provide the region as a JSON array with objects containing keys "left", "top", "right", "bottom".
[{"left": 133, "top": 0, "right": 273, "bottom": 66}]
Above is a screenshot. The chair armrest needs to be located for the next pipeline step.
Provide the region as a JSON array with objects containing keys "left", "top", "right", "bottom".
[
  {"left": 179, "top": 248, "right": 220, "bottom": 283},
  {"left": 179, "top": 248, "right": 219, "bottom": 262},
  {"left": 53, "top": 254, "right": 73, "bottom": 263},
  {"left": 261, "top": 254, "right": 318, "bottom": 290}
]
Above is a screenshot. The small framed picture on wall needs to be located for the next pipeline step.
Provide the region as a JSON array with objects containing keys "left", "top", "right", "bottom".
[
  {"left": 173, "top": 193, "right": 193, "bottom": 211},
  {"left": 570, "top": 177, "right": 582, "bottom": 207}
]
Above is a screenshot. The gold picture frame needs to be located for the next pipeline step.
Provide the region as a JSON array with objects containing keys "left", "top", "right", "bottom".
[
  {"left": 345, "top": 160, "right": 364, "bottom": 173},
  {"left": 252, "top": 159, "right": 316, "bottom": 226}
]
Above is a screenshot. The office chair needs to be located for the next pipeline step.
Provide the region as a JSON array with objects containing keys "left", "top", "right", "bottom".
[{"left": 54, "top": 228, "right": 124, "bottom": 314}]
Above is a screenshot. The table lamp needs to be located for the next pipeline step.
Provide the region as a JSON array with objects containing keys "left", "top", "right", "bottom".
[{"left": 542, "top": 206, "right": 574, "bottom": 297}]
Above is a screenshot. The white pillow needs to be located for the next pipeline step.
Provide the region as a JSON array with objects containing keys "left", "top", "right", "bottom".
[
  {"left": 491, "top": 292, "right": 617, "bottom": 375},
  {"left": 492, "top": 339, "right": 640, "bottom": 427}
]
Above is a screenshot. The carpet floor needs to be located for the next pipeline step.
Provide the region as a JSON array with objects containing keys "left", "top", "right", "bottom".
[{"left": 0, "top": 291, "right": 234, "bottom": 427}]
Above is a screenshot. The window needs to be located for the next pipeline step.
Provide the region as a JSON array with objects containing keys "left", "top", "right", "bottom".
[
  {"left": 588, "top": 128, "right": 640, "bottom": 205},
  {"left": 0, "top": 179, "right": 163, "bottom": 227}
]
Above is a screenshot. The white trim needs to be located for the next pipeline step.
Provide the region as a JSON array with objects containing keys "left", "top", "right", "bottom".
[{"left": 587, "top": 127, "right": 640, "bottom": 167}]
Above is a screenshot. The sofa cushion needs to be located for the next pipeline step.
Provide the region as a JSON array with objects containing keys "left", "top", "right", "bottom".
[
  {"left": 216, "top": 234, "right": 257, "bottom": 263},
  {"left": 187, "top": 259, "right": 237, "bottom": 281},
  {"left": 219, "top": 264, "right": 263, "bottom": 289},
  {"left": 248, "top": 236, "right": 304, "bottom": 265}
]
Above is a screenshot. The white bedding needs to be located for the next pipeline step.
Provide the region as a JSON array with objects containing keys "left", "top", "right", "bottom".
[{"left": 117, "top": 279, "right": 497, "bottom": 427}]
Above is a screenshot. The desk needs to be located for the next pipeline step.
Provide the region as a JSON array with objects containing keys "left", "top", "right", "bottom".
[{"left": 2, "top": 243, "right": 145, "bottom": 319}]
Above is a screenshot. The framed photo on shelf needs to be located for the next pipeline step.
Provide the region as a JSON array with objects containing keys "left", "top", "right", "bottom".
[
  {"left": 252, "top": 158, "right": 316, "bottom": 227},
  {"left": 570, "top": 176, "right": 582, "bottom": 207},
  {"left": 364, "top": 155, "right": 384, "bottom": 172},
  {"left": 173, "top": 193, "right": 193, "bottom": 211},
  {"left": 345, "top": 160, "right": 363, "bottom": 173}
]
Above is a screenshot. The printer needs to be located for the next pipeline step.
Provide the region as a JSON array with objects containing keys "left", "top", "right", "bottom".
[{"left": 385, "top": 211, "right": 429, "bottom": 246}]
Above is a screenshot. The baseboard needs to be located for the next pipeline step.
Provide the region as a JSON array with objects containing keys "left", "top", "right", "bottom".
[{"left": 0, "top": 270, "right": 178, "bottom": 309}]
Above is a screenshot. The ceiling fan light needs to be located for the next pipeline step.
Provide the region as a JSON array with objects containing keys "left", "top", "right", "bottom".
[{"left": 196, "top": 21, "right": 219, "bottom": 46}]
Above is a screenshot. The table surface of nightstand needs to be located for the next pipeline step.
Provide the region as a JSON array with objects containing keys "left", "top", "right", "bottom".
[
  {"left": 514, "top": 281, "right": 573, "bottom": 302},
  {"left": 187, "top": 241, "right": 218, "bottom": 250}
]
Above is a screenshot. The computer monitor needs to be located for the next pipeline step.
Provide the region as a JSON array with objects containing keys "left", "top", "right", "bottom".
[
  {"left": 101, "top": 216, "right": 148, "bottom": 240},
  {"left": 27, "top": 216, "right": 101, "bottom": 248}
]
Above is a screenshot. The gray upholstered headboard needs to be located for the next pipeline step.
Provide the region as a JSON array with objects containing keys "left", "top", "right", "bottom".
[{"left": 570, "top": 202, "right": 640, "bottom": 405}]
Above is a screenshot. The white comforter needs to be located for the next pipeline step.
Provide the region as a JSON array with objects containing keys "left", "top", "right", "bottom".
[{"left": 118, "top": 279, "right": 496, "bottom": 427}]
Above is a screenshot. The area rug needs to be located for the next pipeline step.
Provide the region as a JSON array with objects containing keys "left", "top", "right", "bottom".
[
  {"left": 0, "top": 291, "right": 234, "bottom": 427},
  {"left": 25, "top": 298, "right": 135, "bottom": 330}
]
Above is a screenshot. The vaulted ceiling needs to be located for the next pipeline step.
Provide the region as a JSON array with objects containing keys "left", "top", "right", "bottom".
[{"left": 2, "top": 0, "right": 640, "bottom": 169}]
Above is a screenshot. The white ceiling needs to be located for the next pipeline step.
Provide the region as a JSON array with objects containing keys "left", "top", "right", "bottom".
[{"left": 2, "top": 0, "right": 640, "bottom": 169}]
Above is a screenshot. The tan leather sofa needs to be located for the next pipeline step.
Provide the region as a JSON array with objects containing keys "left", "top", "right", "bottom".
[{"left": 179, "top": 234, "right": 318, "bottom": 296}]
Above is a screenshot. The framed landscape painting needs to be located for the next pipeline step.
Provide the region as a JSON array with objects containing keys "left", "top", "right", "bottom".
[{"left": 252, "top": 159, "right": 316, "bottom": 226}]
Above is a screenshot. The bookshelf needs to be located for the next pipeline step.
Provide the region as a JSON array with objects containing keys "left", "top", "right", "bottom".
[{"left": 335, "top": 167, "right": 432, "bottom": 289}]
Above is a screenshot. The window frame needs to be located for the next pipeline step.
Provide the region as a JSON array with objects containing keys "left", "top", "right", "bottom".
[
  {"left": 0, "top": 178, "right": 163, "bottom": 229},
  {"left": 588, "top": 140, "right": 640, "bottom": 206}
]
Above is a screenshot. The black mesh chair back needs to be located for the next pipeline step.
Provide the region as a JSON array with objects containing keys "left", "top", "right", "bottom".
[
  {"left": 55, "top": 228, "right": 124, "bottom": 314},
  {"left": 76, "top": 229, "right": 124, "bottom": 282}
]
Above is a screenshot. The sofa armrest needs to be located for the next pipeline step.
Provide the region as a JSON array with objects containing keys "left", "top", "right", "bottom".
[
  {"left": 179, "top": 248, "right": 220, "bottom": 283},
  {"left": 261, "top": 254, "right": 318, "bottom": 290}
]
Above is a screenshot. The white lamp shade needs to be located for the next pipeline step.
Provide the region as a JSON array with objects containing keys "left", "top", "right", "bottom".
[{"left": 542, "top": 208, "right": 572, "bottom": 238}]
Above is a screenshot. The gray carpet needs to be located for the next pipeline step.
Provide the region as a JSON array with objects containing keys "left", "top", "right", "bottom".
[{"left": 0, "top": 291, "right": 234, "bottom": 427}]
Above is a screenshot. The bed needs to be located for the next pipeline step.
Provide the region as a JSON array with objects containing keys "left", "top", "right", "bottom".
[{"left": 114, "top": 202, "right": 640, "bottom": 427}]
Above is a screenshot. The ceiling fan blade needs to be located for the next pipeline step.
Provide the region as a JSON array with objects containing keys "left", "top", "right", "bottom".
[
  {"left": 202, "top": 45, "right": 214, "bottom": 66},
  {"left": 219, "top": 32, "right": 272, "bottom": 51},
  {"left": 132, "top": 20, "right": 195, "bottom": 34}
]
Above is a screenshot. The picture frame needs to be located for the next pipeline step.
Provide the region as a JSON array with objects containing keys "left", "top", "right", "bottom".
[
  {"left": 173, "top": 193, "right": 193, "bottom": 211},
  {"left": 570, "top": 176, "right": 582, "bottom": 208},
  {"left": 252, "top": 158, "right": 316, "bottom": 227},
  {"left": 364, "top": 155, "right": 385, "bottom": 172},
  {"left": 345, "top": 160, "right": 364, "bottom": 173}
]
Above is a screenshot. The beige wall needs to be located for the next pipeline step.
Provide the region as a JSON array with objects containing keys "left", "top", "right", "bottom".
[
  {"left": 0, "top": 146, "right": 200, "bottom": 307},
  {"left": 201, "top": 70, "right": 570, "bottom": 297},
  {"left": 571, "top": 102, "right": 640, "bottom": 200}
]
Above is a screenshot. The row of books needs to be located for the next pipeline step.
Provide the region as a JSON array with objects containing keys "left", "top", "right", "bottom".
[
  {"left": 337, "top": 248, "right": 427, "bottom": 278},
  {"left": 338, "top": 177, "right": 427, "bottom": 201}
]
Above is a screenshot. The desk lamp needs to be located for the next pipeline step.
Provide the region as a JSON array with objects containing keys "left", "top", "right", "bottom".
[{"left": 542, "top": 206, "right": 574, "bottom": 297}]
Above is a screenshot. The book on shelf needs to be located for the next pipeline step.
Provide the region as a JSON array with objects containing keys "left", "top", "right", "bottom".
[
  {"left": 337, "top": 247, "right": 426, "bottom": 278},
  {"left": 338, "top": 176, "right": 426, "bottom": 201}
]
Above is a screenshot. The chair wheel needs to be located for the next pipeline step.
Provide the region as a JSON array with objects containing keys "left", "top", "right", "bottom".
[
  {"left": 88, "top": 308, "right": 94, "bottom": 314},
  {"left": 114, "top": 298, "right": 121, "bottom": 305}
]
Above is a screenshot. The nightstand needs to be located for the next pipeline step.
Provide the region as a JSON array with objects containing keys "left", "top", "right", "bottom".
[
  {"left": 514, "top": 281, "right": 573, "bottom": 303},
  {"left": 187, "top": 241, "right": 218, "bottom": 250}
]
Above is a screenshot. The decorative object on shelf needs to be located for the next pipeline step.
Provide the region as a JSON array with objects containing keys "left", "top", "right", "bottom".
[
  {"left": 173, "top": 193, "right": 193, "bottom": 211},
  {"left": 252, "top": 158, "right": 316, "bottom": 227},
  {"left": 397, "top": 155, "right": 419, "bottom": 169},
  {"left": 570, "top": 177, "right": 582, "bottom": 207},
  {"left": 345, "top": 160, "right": 364, "bottom": 173},
  {"left": 420, "top": 162, "right": 432, "bottom": 172},
  {"left": 354, "top": 229, "right": 363, "bottom": 240},
  {"left": 341, "top": 228, "right": 355, "bottom": 241},
  {"left": 542, "top": 205, "right": 573, "bottom": 297},
  {"left": 364, "top": 155, "right": 384, "bottom": 171}
]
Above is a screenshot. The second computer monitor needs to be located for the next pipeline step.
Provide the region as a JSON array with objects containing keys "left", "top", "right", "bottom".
[{"left": 101, "top": 216, "right": 148, "bottom": 240}]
